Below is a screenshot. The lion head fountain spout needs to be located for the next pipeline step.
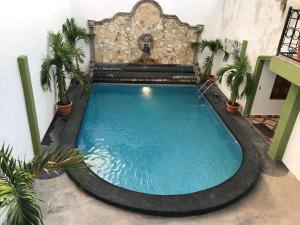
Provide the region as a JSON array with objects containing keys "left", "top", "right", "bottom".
[{"left": 135, "top": 34, "right": 157, "bottom": 64}]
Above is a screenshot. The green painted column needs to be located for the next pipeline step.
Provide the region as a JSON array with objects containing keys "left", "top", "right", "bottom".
[
  {"left": 269, "top": 56, "right": 300, "bottom": 86},
  {"left": 239, "top": 40, "right": 248, "bottom": 57},
  {"left": 243, "top": 56, "right": 271, "bottom": 116},
  {"left": 18, "top": 56, "right": 41, "bottom": 155},
  {"left": 269, "top": 84, "right": 300, "bottom": 160}
]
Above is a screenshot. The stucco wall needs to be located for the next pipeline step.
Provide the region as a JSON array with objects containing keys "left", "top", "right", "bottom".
[
  {"left": 213, "top": 0, "right": 286, "bottom": 108},
  {"left": 0, "top": 0, "right": 70, "bottom": 160},
  {"left": 251, "top": 62, "right": 285, "bottom": 115},
  {"left": 68, "top": 0, "right": 223, "bottom": 71}
]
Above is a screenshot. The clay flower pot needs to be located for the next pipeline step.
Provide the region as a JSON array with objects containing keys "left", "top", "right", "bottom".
[
  {"left": 207, "top": 75, "right": 216, "bottom": 85},
  {"left": 56, "top": 101, "right": 72, "bottom": 116},
  {"left": 226, "top": 101, "right": 240, "bottom": 115}
]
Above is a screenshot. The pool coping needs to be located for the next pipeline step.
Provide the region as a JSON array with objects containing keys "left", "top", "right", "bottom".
[{"left": 43, "top": 82, "right": 261, "bottom": 217}]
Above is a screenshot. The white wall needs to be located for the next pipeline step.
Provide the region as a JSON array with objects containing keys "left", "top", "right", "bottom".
[
  {"left": 283, "top": 112, "right": 300, "bottom": 180},
  {"left": 0, "top": 0, "right": 70, "bottom": 160},
  {"left": 251, "top": 62, "right": 285, "bottom": 115},
  {"left": 68, "top": 0, "right": 223, "bottom": 72}
]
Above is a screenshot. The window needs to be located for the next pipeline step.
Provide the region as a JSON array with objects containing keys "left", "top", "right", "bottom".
[{"left": 270, "top": 75, "right": 291, "bottom": 100}]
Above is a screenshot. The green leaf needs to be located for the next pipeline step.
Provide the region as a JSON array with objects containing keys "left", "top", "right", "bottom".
[
  {"left": 1, "top": 144, "right": 86, "bottom": 225},
  {"left": 40, "top": 31, "right": 91, "bottom": 103},
  {"left": 62, "top": 18, "right": 92, "bottom": 47},
  {"left": 216, "top": 54, "right": 253, "bottom": 104}
]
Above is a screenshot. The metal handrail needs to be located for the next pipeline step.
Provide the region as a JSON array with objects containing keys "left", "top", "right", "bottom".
[
  {"left": 198, "top": 79, "right": 212, "bottom": 93},
  {"left": 198, "top": 83, "right": 217, "bottom": 100}
]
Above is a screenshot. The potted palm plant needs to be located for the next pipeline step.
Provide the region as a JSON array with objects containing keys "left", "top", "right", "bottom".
[
  {"left": 216, "top": 54, "right": 253, "bottom": 114},
  {"left": 41, "top": 32, "right": 90, "bottom": 116},
  {"left": 0, "top": 145, "right": 85, "bottom": 225},
  {"left": 192, "top": 39, "right": 228, "bottom": 82},
  {"left": 62, "top": 18, "right": 92, "bottom": 71}
]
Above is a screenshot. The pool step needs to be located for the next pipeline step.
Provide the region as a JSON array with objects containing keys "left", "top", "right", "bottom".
[{"left": 92, "top": 63, "right": 197, "bottom": 84}]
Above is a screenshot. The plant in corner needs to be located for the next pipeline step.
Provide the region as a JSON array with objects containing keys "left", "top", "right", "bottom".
[
  {"left": 0, "top": 144, "right": 86, "bottom": 225},
  {"left": 216, "top": 54, "right": 253, "bottom": 115},
  {"left": 41, "top": 32, "right": 90, "bottom": 116},
  {"left": 192, "top": 39, "right": 228, "bottom": 82}
]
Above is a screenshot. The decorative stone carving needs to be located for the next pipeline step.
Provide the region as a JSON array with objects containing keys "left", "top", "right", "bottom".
[
  {"left": 137, "top": 34, "right": 155, "bottom": 63},
  {"left": 138, "top": 34, "right": 154, "bottom": 52},
  {"left": 89, "top": 0, "right": 204, "bottom": 65},
  {"left": 134, "top": 3, "right": 161, "bottom": 31}
]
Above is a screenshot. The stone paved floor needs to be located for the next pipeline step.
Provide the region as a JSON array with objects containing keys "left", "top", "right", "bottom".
[
  {"left": 36, "top": 171, "right": 300, "bottom": 225},
  {"left": 248, "top": 116, "right": 280, "bottom": 144}
]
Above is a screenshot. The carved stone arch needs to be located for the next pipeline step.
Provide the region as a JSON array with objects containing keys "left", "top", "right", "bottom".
[{"left": 131, "top": 0, "right": 164, "bottom": 17}]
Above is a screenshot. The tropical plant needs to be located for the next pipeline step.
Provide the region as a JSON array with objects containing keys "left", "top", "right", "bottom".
[
  {"left": 62, "top": 18, "right": 92, "bottom": 69},
  {"left": 0, "top": 145, "right": 86, "bottom": 225},
  {"left": 41, "top": 32, "right": 90, "bottom": 106},
  {"left": 216, "top": 54, "right": 253, "bottom": 106},
  {"left": 192, "top": 39, "right": 228, "bottom": 81}
]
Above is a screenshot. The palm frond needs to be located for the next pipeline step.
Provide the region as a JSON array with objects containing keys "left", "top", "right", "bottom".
[
  {"left": 40, "top": 57, "right": 53, "bottom": 91},
  {"left": 72, "top": 70, "right": 91, "bottom": 96},
  {"left": 22, "top": 145, "right": 86, "bottom": 176},
  {"left": 62, "top": 18, "right": 92, "bottom": 46},
  {"left": 225, "top": 70, "right": 236, "bottom": 90},
  {"left": 210, "top": 39, "right": 224, "bottom": 54},
  {"left": 202, "top": 56, "right": 214, "bottom": 80},
  {"left": 72, "top": 47, "right": 85, "bottom": 65},
  {"left": 191, "top": 40, "right": 209, "bottom": 53},
  {"left": 216, "top": 54, "right": 253, "bottom": 104},
  {"left": 241, "top": 72, "right": 254, "bottom": 98},
  {"left": 1, "top": 144, "right": 86, "bottom": 225},
  {"left": 0, "top": 145, "right": 43, "bottom": 225},
  {"left": 216, "top": 64, "right": 235, "bottom": 83}
]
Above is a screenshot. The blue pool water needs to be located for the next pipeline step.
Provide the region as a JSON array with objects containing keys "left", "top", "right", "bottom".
[{"left": 77, "top": 84, "right": 242, "bottom": 195}]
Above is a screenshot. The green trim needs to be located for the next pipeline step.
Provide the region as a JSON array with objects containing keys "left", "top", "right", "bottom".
[
  {"left": 239, "top": 40, "right": 248, "bottom": 57},
  {"left": 243, "top": 56, "right": 271, "bottom": 116},
  {"left": 269, "top": 84, "right": 300, "bottom": 160},
  {"left": 18, "top": 56, "right": 41, "bottom": 155},
  {"left": 269, "top": 56, "right": 300, "bottom": 87}
]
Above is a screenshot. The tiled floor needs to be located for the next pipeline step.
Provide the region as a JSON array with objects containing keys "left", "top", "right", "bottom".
[{"left": 248, "top": 116, "right": 280, "bottom": 144}]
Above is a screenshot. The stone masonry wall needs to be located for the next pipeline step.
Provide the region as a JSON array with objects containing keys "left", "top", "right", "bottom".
[{"left": 89, "top": 0, "right": 203, "bottom": 65}]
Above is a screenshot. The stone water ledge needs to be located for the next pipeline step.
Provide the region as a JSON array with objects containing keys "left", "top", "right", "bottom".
[{"left": 93, "top": 63, "right": 197, "bottom": 83}]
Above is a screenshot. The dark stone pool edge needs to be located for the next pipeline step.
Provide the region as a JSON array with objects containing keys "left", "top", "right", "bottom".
[{"left": 43, "top": 82, "right": 261, "bottom": 217}]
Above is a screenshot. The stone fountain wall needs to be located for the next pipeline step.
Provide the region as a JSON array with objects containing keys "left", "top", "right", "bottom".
[{"left": 88, "top": 0, "right": 204, "bottom": 65}]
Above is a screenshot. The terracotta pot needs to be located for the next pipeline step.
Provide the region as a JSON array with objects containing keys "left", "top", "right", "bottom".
[
  {"left": 207, "top": 75, "right": 216, "bottom": 85},
  {"left": 297, "top": 42, "right": 300, "bottom": 60},
  {"left": 56, "top": 101, "right": 72, "bottom": 116},
  {"left": 226, "top": 101, "right": 240, "bottom": 115}
]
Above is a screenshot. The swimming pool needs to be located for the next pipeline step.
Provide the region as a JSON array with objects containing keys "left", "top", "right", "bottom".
[{"left": 77, "top": 84, "right": 243, "bottom": 195}]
